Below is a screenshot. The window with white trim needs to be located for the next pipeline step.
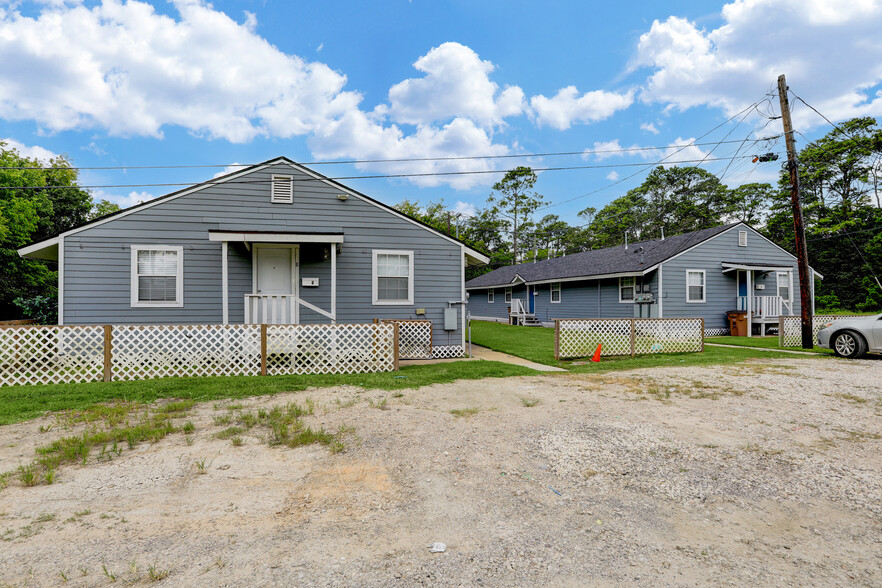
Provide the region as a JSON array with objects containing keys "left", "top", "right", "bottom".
[
  {"left": 505, "top": 287, "right": 512, "bottom": 303},
  {"left": 550, "top": 282, "right": 561, "bottom": 303},
  {"left": 619, "top": 277, "right": 635, "bottom": 302},
  {"left": 738, "top": 230, "right": 747, "bottom": 247},
  {"left": 776, "top": 272, "right": 791, "bottom": 302},
  {"left": 131, "top": 246, "right": 183, "bottom": 307},
  {"left": 271, "top": 175, "right": 293, "bottom": 203},
  {"left": 686, "top": 270, "right": 706, "bottom": 303},
  {"left": 488, "top": 289, "right": 495, "bottom": 303},
  {"left": 372, "top": 250, "right": 413, "bottom": 305}
]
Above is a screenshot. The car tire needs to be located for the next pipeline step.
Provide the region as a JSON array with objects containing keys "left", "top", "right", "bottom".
[{"left": 832, "top": 330, "right": 868, "bottom": 359}]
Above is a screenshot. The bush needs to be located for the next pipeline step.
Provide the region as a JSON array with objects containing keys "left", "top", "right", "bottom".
[{"left": 13, "top": 295, "right": 58, "bottom": 324}]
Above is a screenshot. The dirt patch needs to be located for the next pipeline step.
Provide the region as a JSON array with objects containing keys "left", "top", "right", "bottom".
[{"left": 1, "top": 356, "right": 880, "bottom": 586}]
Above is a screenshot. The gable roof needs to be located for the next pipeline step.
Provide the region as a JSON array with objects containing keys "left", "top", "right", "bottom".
[
  {"left": 466, "top": 223, "right": 744, "bottom": 288},
  {"left": 18, "top": 157, "right": 490, "bottom": 265}
]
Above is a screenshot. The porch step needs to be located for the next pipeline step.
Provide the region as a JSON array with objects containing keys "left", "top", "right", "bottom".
[{"left": 521, "top": 315, "right": 543, "bottom": 326}]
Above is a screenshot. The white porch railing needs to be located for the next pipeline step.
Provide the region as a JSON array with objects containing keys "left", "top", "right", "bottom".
[
  {"left": 510, "top": 298, "right": 528, "bottom": 325},
  {"left": 245, "top": 295, "right": 296, "bottom": 324},
  {"left": 244, "top": 294, "right": 335, "bottom": 324},
  {"left": 737, "top": 295, "right": 787, "bottom": 319}
]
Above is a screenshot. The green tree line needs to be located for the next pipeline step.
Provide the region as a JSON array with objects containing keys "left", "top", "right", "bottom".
[{"left": 399, "top": 117, "right": 882, "bottom": 312}]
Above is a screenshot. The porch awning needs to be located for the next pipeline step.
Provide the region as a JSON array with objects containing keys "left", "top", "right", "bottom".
[
  {"left": 721, "top": 262, "right": 794, "bottom": 273},
  {"left": 208, "top": 230, "right": 344, "bottom": 244}
]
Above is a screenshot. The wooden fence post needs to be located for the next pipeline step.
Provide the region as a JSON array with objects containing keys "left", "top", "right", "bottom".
[
  {"left": 103, "top": 325, "right": 112, "bottom": 382},
  {"left": 554, "top": 319, "right": 560, "bottom": 361},
  {"left": 630, "top": 319, "right": 636, "bottom": 358},
  {"left": 260, "top": 324, "right": 267, "bottom": 376},
  {"left": 393, "top": 322, "right": 400, "bottom": 371},
  {"left": 700, "top": 318, "right": 705, "bottom": 352}
]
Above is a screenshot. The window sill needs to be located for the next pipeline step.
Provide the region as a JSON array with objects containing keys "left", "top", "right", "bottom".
[
  {"left": 131, "top": 301, "right": 184, "bottom": 308},
  {"left": 372, "top": 300, "right": 414, "bottom": 306}
]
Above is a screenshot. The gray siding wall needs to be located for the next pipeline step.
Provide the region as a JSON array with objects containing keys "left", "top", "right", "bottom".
[
  {"left": 660, "top": 225, "right": 801, "bottom": 329},
  {"left": 467, "top": 284, "right": 527, "bottom": 321},
  {"left": 468, "top": 273, "right": 661, "bottom": 322},
  {"left": 63, "top": 162, "right": 466, "bottom": 343}
]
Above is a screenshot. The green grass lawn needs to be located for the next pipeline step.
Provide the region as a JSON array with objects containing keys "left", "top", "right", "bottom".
[
  {"left": 0, "top": 360, "right": 536, "bottom": 426},
  {"left": 470, "top": 320, "right": 821, "bottom": 372},
  {"left": 705, "top": 335, "right": 833, "bottom": 354}
]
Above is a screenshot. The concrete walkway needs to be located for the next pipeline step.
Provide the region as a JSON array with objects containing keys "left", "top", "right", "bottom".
[
  {"left": 469, "top": 345, "right": 567, "bottom": 372},
  {"left": 705, "top": 342, "right": 827, "bottom": 356}
]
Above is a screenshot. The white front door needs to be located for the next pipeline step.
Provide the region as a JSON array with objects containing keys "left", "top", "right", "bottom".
[
  {"left": 257, "top": 247, "right": 293, "bottom": 294},
  {"left": 254, "top": 245, "right": 298, "bottom": 324}
]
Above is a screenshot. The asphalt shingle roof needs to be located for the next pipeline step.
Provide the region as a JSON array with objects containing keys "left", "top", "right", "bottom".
[{"left": 465, "top": 223, "right": 740, "bottom": 288}]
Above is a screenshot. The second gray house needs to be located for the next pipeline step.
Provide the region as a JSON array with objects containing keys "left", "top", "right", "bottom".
[
  {"left": 18, "top": 157, "right": 489, "bottom": 356},
  {"left": 466, "top": 222, "right": 820, "bottom": 336}
]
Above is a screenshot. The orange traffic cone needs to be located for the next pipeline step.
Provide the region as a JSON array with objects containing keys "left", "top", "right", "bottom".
[{"left": 590, "top": 344, "right": 602, "bottom": 362}]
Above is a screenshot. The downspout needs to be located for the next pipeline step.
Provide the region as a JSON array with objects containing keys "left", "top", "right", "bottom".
[
  {"left": 58, "top": 236, "right": 65, "bottom": 325},
  {"left": 658, "top": 264, "right": 664, "bottom": 318}
]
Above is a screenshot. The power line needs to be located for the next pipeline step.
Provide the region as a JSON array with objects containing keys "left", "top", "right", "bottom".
[
  {"left": 0, "top": 155, "right": 773, "bottom": 190},
  {"left": 0, "top": 138, "right": 783, "bottom": 172},
  {"left": 536, "top": 101, "right": 765, "bottom": 212}
]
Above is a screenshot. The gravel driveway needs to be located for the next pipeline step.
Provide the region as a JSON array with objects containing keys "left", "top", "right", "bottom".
[{"left": 0, "top": 355, "right": 879, "bottom": 586}]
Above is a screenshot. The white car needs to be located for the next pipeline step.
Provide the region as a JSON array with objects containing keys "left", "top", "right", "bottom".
[{"left": 816, "top": 314, "right": 882, "bottom": 358}]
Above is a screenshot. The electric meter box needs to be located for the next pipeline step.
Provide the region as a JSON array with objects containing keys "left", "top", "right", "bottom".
[{"left": 443, "top": 308, "right": 458, "bottom": 330}]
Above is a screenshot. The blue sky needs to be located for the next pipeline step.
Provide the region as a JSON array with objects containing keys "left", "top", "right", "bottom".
[{"left": 2, "top": 0, "right": 881, "bottom": 225}]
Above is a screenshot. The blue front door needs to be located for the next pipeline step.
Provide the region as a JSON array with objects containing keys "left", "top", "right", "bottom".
[
  {"left": 738, "top": 271, "right": 748, "bottom": 296},
  {"left": 528, "top": 287, "right": 535, "bottom": 313}
]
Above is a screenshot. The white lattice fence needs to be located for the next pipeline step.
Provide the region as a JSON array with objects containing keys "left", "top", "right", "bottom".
[
  {"left": 431, "top": 345, "right": 465, "bottom": 359},
  {"left": 112, "top": 325, "right": 261, "bottom": 381},
  {"left": 0, "top": 325, "right": 105, "bottom": 386},
  {"left": 778, "top": 315, "right": 867, "bottom": 347},
  {"left": 556, "top": 318, "right": 704, "bottom": 359},
  {"left": 704, "top": 327, "right": 730, "bottom": 337},
  {"left": 556, "top": 319, "right": 633, "bottom": 359},
  {"left": 379, "top": 319, "right": 432, "bottom": 359},
  {"left": 267, "top": 323, "right": 396, "bottom": 375},
  {"left": 633, "top": 319, "right": 704, "bottom": 355}
]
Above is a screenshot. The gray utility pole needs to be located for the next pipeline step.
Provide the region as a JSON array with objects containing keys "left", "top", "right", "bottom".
[{"left": 777, "top": 74, "right": 814, "bottom": 349}]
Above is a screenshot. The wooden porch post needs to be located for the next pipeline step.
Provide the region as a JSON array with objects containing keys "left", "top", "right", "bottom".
[
  {"left": 330, "top": 243, "right": 337, "bottom": 323},
  {"left": 746, "top": 271, "right": 753, "bottom": 337},
  {"left": 222, "top": 241, "right": 229, "bottom": 325}
]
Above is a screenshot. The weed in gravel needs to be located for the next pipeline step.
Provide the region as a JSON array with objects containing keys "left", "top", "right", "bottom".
[
  {"left": 450, "top": 407, "right": 481, "bottom": 418},
  {"left": 79, "top": 567, "right": 87, "bottom": 576},
  {"left": 102, "top": 564, "right": 116, "bottom": 582},
  {"left": 148, "top": 563, "right": 169, "bottom": 582},
  {"left": 195, "top": 458, "right": 212, "bottom": 474},
  {"left": 213, "top": 415, "right": 231, "bottom": 426},
  {"left": 185, "top": 434, "right": 195, "bottom": 446},
  {"left": 214, "top": 427, "right": 244, "bottom": 440},
  {"left": 59, "top": 570, "right": 69, "bottom": 582},
  {"left": 521, "top": 398, "right": 539, "bottom": 407},
  {"left": 35, "top": 513, "right": 56, "bottom": 523},
  {"left": 157, "top": 399, "right": 195, "bottom": 418},
  {"left": 18, "top": 464, "right": 41, "bottom": 486},
  {"left": 833, "top": 427, "right": 881, "bottom": 442},
  {"left": 231, "top": 436, "right": 244, "bottom": 447},
  {"left": 369, "top": 396, "right": 389, "bottom": 410},
  {"left": 827, "top": 392, "right": 869, "bottom": 404},
  {"left": 392, "top": 392, "right": 404, "bottom": 398},
  {"left": 239, "top": 412, "right": 258, "bottom": 428},
  {"left": 182, "top": 421, "right": 195, "bottom": 433}
]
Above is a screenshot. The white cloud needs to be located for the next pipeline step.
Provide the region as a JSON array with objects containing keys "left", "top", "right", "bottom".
[
  {"left": 454, "top": 200, "right": 476, "bottom": 217},
  {"left": 381, "top": 42, "right": 526, "bottom": 128},
  {"left": 530, "top": 86, "right": 634, "bottom": 130},
  {"left": 309, "top": 113, "right": 510, "bottom": 190},
  {"left": 213, "top": 163, "right": 247, "bottom": 178},
  {"left": 0, "top": 0, "right": 359, "bottom": 142},
  {"left": 640, "top": 122, "right": 660, "bottom": 134},
  {"left": 90, "top": 189, "right": 156, "bottom": 209},
  {"left": 650, "top": 137, "right": 710, "bottom": 166},
  {"left": 0, "top": 137, "right": 58, "bottom": 162},
  {"left": 606, "top": 171, "right": 620, "bottom": 181},
  {"left": 632, "top": 0, "right": 882, "bottom": 127}
]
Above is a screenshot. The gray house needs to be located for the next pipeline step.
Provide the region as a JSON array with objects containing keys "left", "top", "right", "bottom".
[
  {"left": 18, "top": 157, "right": 488, "bottom": 354},
  {"left": 466, "top": 223, "right": 820, "bottom": 336}
]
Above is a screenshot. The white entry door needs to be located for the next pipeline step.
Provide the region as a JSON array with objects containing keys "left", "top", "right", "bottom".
[{"left": 254, "top": 245, "right": 298, "bottom": 324}]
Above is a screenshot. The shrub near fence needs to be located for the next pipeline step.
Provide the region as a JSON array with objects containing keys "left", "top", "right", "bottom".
[
  {"left": 555, "top": 318, "right": 704, "bottom": 360},
  {"left": 778, "top": 315, "right": 868, "bottom": 347},
  {"left": 0, "top": 322, "right": 398, "bottom": 387}
]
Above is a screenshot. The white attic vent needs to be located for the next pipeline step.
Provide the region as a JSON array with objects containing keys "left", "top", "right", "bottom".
[
  {"left": 738, "top": 230, "right": 747, "bottom": 247},
  {"left": 271, "top": 175, "right": 293, "bottom": 203}
]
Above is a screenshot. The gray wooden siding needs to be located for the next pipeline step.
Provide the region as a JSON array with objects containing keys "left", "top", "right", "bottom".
[
  {"left": 62, "top": 163, "right": 465, "bottom": 341},
  {"left": 468, "top": 273, "right": 660, "bottom": 322},
  {"left": 660, "top": 225, "right": 801, "bottom": 329}
]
